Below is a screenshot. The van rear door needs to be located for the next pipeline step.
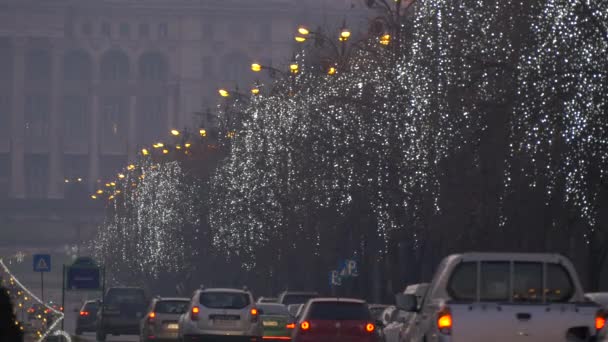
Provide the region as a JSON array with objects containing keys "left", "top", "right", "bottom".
[{"left": 445, "top": 261, "right": 596, "bottom": 342}]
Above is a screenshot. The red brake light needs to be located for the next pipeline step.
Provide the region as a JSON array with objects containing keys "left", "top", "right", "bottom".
[
  {"left": 437, "top": 308, "right": 453, "bottom": 335},
  {"left": 79, "top": 311, "right": 89, "bottom": 317},
  {"left": 596, "top": 313, "right": 606, "bottom": 331},
  {"left": 191, "top": 306, "right": 200, "bottom": 321},
  {"left": 365, "top": 323, "right": 375, "bottom": 333},
  {"left": 300, "top": 321, "right": 310, "bottom": 331},
  {"left": 250, "top": 308, "right": 258, "bottom": 316},
  {"left": 286, "top": 323, "right": 296, "bottom": 329}
]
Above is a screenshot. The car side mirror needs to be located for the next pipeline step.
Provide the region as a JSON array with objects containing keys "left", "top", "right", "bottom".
[{"left": 396, "top": 294, "right": 418, "bottom": 312}]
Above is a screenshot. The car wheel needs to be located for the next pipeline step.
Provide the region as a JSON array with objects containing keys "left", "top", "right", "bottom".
[{"left": 96, "top": 329, "right": 106, "bottom": 341}]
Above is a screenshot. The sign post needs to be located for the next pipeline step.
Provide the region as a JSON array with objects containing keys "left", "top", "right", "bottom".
[{"left": 33, "top": 254, "right": 52, "bottom": 302}]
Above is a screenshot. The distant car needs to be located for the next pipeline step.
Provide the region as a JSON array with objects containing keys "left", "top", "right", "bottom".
[
  {"left": 292, "top": 298, "right": 379, "bottom": 342},
  {"left": 178, "top": 287, "right": 262, "bottom": 342},
  {"left": 277, "top": 291, "right": 318, "bottom": 306},
  {"left": 140, "top": 297, "right": 189, "bottom": 342},
  {"left": 96, "top": 287, "right": 148, "bottom": 341},
  {"left": 75, "top": 300, "right": 99, "bottom": 335},
  {"left": 287, "top": 304, "right": 303, "bottom": 319},
  {"left": 257, "top": 297, "right": 278, "bottom": 304},
  {"left": 257, "top": 303, "right": 294, "bottom": 341},
  {"left": 27, "top": 304, "right": 45, "bottom": 321}
]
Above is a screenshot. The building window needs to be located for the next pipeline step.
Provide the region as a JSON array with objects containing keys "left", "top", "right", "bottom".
[
  {"left": 158, "top": 23, "right": 168, "bottom": 38},
  {"left": 101, "top": 22, "right": 111, "bottom": 38},
  {"left": 25, "top": 155, "right": 49, "bottom": 198},
  {"left": 137, "top": 96, "right": 164, "bottom": 144},
  {"left": 139, "top": 23, "right": 150, "bottom": 38},
  {"left": 101, "top": 97, "right": 127, "bottom": 145},
  {"left": 24, "top": 95, "right": 49, "bottom": 139},
  {"left": 63, "top": 50, "right": 92, "bottom": 81},
  {"left": 139, "top": 52, "right": 167, "bottom": 81},
  {"left": 82, "top": 22, "right": 92, "bottom": 36},
  {"left": 120, "top": 22, "right": 130, "bottom": 38},
  {"left": 100, "top": 50, "right": 129, "bottom": 81},
  {"left": 63, "top": 96, "right": 88, "bottom": 144},
  {"left": 26, "top": 49, "right": 51, "bottom": 81},
  {"left": 63, "top": 155, "right": 88, "bottom": 198}
]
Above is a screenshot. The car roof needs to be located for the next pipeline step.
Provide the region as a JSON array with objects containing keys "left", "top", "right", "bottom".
[
  {"left": 454, "top": 252, "right": 565, "bottom": 263},
  {"left": 308, "top": 297, "right": 366, "bottom": 304},
  {"left": 282, "top": 291, "right": 318, "bottom": 295},
  {"left": 257, "top": 303, "right": 285, "bottom": 307},
  {"left": 200, "top": 288, "right": 250, "bottom": 294},
  {"left": 84, "top": 300, "right": 99, "bottom": 304},
  {"left": 155, "top": 297, "right": 190, "bottom": 302}
]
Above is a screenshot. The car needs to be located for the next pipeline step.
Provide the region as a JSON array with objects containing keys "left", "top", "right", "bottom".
[
  {"left": 586, "top": 293, "right": 608, "bottom": 342},
  {"left": 287, "top": 304, "right": 303, "bottom": 319},
  {"left": 277, "top": 291, "right": 318, "bottom": 306},
  {"left": 256, "top": 297, "right": 278, "bottom": 304},
  {"left": 27, "top": 304, "right": 45, "bottom": 321},
  {"left": 96, "top": 287, "right": 148, "bottom": 341},
  {"left": 397, "top": 253, "right": 604, "bottom": 342},
  {"left": 75, "top": 300, "right": 99, "bottom": 335},
  {"left": 382, "top": 309, "right": 408, "bottom": 342},
  {"left": 292, "top": 297, "right": 379, "bottom": 342},
  {"left": 140, "top": 297, "right": 189, "bottom": 342},
  {"left": 257, "top": 303, "right": 294, "bottom": 341},
  {"left": 178, "top": 287, "right": 262, "bottom": 342}
]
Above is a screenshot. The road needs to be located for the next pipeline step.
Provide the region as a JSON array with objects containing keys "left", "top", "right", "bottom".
[{"left": 61, "top": 308, "right": 139, "bottom": 342}]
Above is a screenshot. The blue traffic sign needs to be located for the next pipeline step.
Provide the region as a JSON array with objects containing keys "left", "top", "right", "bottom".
[
  {"left": 67, "top": 266, "right": 101, "bottom": 290},
  {"left": 33, "top": 254, "right": 51, "bottom": 272}
]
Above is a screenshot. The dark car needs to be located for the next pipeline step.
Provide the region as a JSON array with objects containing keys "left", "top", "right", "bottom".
[
  {"left": 293, "top": 298, "right": 378, "bottom": 342},
  {"left": 75, "top": 300, "right": 99, "bottom": 335},
  {"left": 277, "top": 291, "right": 318, "bottom": 306},
  {"left": 96, "top": 287, "right": 147, "bottom": 341}
]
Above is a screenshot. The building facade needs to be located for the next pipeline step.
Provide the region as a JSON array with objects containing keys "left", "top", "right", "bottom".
[{"left": 0, "top": 0, "right": 355, "bottom": 200}]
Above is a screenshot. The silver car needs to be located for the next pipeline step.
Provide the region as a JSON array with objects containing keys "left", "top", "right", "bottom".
[
  {"left": 140, "top": 297, "right": 189, "bottom": 342},
  {"left": 178, "top": 287, "right": 262, "bottom": 341}
]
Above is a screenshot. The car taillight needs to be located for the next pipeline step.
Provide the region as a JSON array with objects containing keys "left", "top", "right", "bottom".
[
  {"left": 60, "top": 307, "right": 64, "bottom": 312},
  {"left": 596, "top": 311, "right": 606, "bottom": 331},
  {"left": 300, "top": 321, "right": 310, "bottom": 331},
  {"left": 250, "top": 308, "right": 259, "bottom": 322},
  {"left": 365, "top": 323, "right": 375, "bottom": 333},
  {"left": 148, "top": 312, "right": 156, "bottom": 323},
  {"left": 79, "top": 311, "right": 89, "bottom": 317},
  {"left": 27, "top": 308, "right": 35, "bottom": 313},
  {"left": 286, "top": 323, "right": 296, "bottom": 329},
  {"left": 44, "top": 309, "right": 50, "bottom": 314},
  {"left": 437, "top": 308, "right": 452, "bottom": 335},
  {"left": 191, "top": 306, "right": 200, "bottom": 321}
]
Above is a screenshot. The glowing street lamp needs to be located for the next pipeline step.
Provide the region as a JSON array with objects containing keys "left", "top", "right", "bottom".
[
  {"left": 199, "top": 128, "right": 207, "bottom": 137},
  {"left": 339, "top": 28, "right": 351, "bottom": 42},
  {"left": 127, "top": 164, "right": 136, "bottom": 171},
  {"left": 118, "top": 173, "right": 125, "bottom": 179},
  {"left": 298, "top": 26, "right": 310, "bottom": 36},
  {"left": 295, "top": 36, "right": 307, "bottom": 43},
  {"left": 251, "top": 63, "right": 262, "bottom": 72},
  {"left": 141, "top": 148, "right": 149, "bottom": 156},
  {"left": 170, "top": 129, "right": 180, "bottom": 136},
  {"left": 290, "top": 63, "right": 299, "bottom": 74},
  {"left": 379, "top": 34, "right": 391, "bottom": 45},
  {"left": 327, "top": 66, "right": 337, "bottom": 75},
  {"left": 219, "top": 89, "right": 230, "bottom": 97},
  {"left": 251, "top": 87, "right": 260, "bottom": 95}
]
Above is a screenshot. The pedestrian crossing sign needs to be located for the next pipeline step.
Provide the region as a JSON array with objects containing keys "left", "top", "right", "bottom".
[{"left": 33, "top": 254, "right": 51, "bottom": 272}]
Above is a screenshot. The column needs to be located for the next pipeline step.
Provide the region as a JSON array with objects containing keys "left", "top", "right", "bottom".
[
  {"left": 10, "top": 38, "right": 26, "bottom": 199},
  {"left": 88, "top": 54, "right": 100, "bottom": 191},
  {"left": 47, "top": 45, "right": 63, "bottom": 199},
  {"left": 127, "top": 95, "right": 136, "bottom": 161}
]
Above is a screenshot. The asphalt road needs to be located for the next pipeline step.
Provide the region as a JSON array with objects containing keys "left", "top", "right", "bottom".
[{"left": 61, "top": 307, "right": 139, "bottom": 342}]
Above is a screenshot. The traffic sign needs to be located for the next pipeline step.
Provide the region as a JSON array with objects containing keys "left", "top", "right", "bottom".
[
  {"left": 66, "top": 266, "right": 101, "bottom": 290},
  {"left": 33, "top": 254, "right": 51, "bottom": 272},
  {"left": 338, "top": 259, "right": 358, "bottom": 278},
  {"left": 329, "top": 270, "right": 342, "bottom": 286}
]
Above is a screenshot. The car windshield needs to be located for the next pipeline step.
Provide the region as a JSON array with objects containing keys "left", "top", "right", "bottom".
[
  {"left": 155, "top": 300, "right": 189, "bottom": 314},
  {"left": 258, "top": 304, "right": 288, "bottom": 316},
  {"left": 200, "top": 292, "right": 250, "bottom": 309},
  {"left": 106, "top": 289, "right": 146, "bottom": 305},
  {"left": 282, "top": 294, "right": 316, "bottom": 305},
  {"left": 83, "top": 302, "right": 99, "bottom": 311},
  {"left": 308, "top": 302, "right": 371, "bottom": 321}
]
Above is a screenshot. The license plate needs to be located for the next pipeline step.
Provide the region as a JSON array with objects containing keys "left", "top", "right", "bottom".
[
  {"left": 263, "top": 321, "right": 279, "bottom": 327},
  {"left": 167, "top": 323, "right": 179, "bottom": 330},
  {"left": 214, "top": 320, "right": 238, "bottom": 327}
]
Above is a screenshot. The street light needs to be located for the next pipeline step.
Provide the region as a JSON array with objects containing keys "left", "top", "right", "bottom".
[
  {"left": 141, "top": 148, "right": 149, "bottom": 156},
  {"left": 219, "top": 89, "right": 230, "bottom": 97},
  {"left": 251, "top": 63, "right": 262, "bottom": 72},
  {"left": 290, "top": 62, "right": 299, "bottom": 74},
  {"left": 295, "top": 36, "right": 307, "bottom": 43},
  {"left": 327, "top": 66, "right": 337, "bottom": 75},
  {"left": 170, "top": 129, "right": 180, "bottom": 136},
  {"left": 118, "top": 173, "right": 125, "bottom": 179},
  {"left": 379, "top": 34, "right": 391, "bottom": 45},
  {"left": 339, "top": 28, "right": 351, "bottom": 42},
  {"left": 298, "top": 26, "right": 310, "bottom": 36},
  {"left": 251, "top": 87, "right": 260, "bottom": 95}
]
